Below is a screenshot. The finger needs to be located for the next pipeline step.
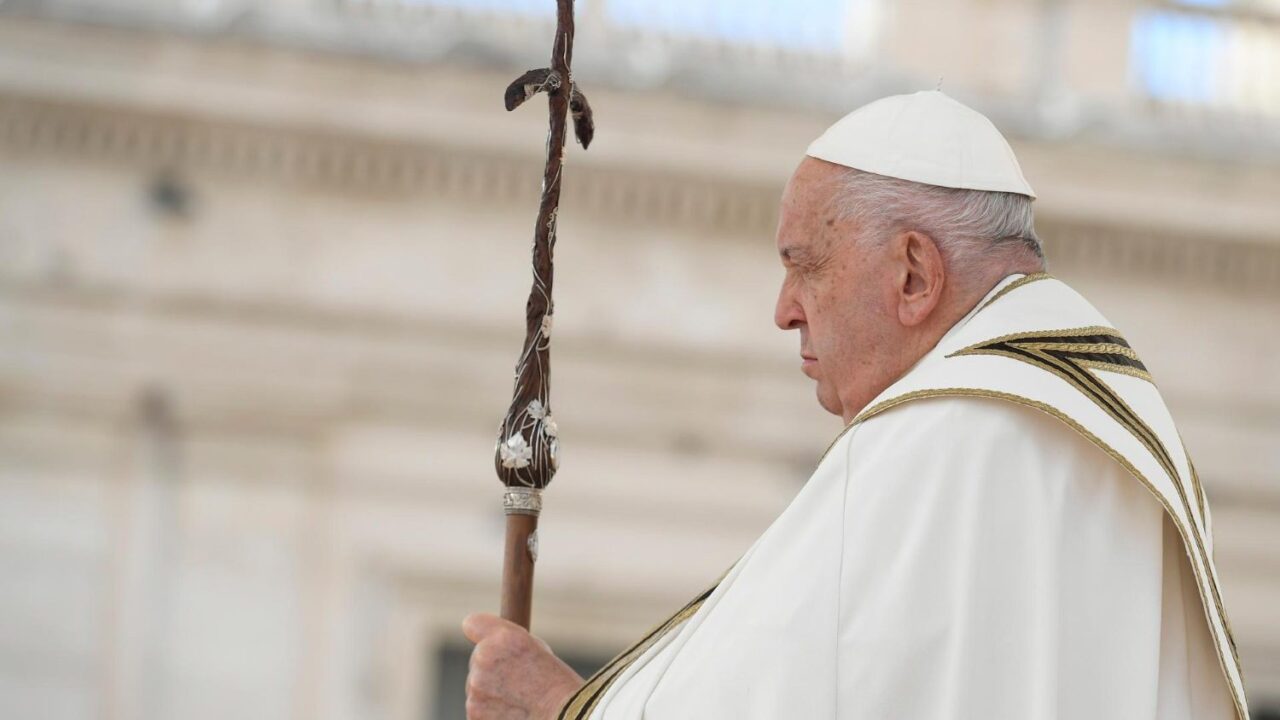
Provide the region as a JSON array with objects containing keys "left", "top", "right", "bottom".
[
  {"left": 465, "top": 664, "right": 487, "bottom": 701},
  {"left": 462, "top": 612, "right": 506, "bottom": 643},
  {"left": 532, "top": 633, "right": 553, "bottom": 653},
  {"left": 463, "top": 612, "right": 527, "bottom": 644}
]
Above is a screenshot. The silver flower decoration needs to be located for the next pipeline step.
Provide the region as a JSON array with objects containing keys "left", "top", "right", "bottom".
[
  {"left": 527, "top": 398, "right": 546, "bottom": 420},
  {"left": 541, "top": 313, "right": 553, "bottom": 338},
  {"left": 500, "top": 433, "right": 532, "bottom": 469},
  {"left": 543, "top": 414, "right": 558, "bottom": 438}
]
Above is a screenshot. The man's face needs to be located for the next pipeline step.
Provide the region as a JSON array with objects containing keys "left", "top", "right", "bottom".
[{"left": 774, "top": 158, "right": 897, "bottom": 421}]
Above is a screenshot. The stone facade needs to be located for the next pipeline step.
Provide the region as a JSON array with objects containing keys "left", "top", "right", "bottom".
[{"left": 0, "top": 4, "right": 1277, "bottom": 719}]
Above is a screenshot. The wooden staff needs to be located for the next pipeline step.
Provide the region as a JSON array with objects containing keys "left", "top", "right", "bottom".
[{"left": 494, "top": 0, "right": 594, "bottom": 630}]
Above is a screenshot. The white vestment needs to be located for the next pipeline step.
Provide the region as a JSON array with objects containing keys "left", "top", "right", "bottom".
[{"left": 558, "top": 275, "right": 1247, "bottom": 720}]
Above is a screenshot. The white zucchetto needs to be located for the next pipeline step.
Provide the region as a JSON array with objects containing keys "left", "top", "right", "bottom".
[{"left": 806, "top": 90, "right": 1037, "bottom": 199}]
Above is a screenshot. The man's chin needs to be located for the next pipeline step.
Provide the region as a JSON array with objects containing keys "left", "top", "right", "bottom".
[{"left": 812, "top": 382, "right": 844, "bottom": 417}]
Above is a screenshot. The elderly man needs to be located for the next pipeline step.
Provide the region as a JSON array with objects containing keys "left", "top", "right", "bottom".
[{"left": 462, "top": 92, "right": 1247, "bottom": 719}]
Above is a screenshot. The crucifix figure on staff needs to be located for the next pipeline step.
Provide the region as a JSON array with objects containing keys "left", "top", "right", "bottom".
[{"left": 460, "top": 17, "right": 1248, "bottom": 720}]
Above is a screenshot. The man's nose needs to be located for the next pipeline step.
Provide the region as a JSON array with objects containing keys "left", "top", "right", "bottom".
[{"left": 774, "top": 284, "right": 805, "bottom": 331}]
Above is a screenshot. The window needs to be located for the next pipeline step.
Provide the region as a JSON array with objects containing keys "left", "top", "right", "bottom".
[{"left": 1129, "top": 0, "right": 1280, "bottom": 118}]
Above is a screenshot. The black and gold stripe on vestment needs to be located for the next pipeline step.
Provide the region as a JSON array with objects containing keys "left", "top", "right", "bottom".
[
  {"left": 557, "top": 583, "right": 718, "bottom": 720},
  {"left": 949, "top": 328, "right": 1165, "bottom": 468},
  {"left": 947, "top": 327, "right": 1241, "bottom": 668},
  {"left": 849, "top": 386, "right": 1248, "bottom": 720},
  {"left": 552, "top": 320, "right": 1245, "bottom": 719}
]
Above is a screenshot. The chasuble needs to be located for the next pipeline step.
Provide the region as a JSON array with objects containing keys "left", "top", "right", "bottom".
[{"left": 558, "top": 274, "right": 1247, "bottom": 720}]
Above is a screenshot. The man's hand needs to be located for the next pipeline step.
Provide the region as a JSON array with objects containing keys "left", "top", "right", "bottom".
[{"left": 462, "top": 613, "right": 585, "bottom": 720}]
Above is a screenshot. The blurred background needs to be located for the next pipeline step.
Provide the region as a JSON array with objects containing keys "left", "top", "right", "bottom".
[{"left": 0, "top": 0, "right": 1278, "bottom": 718}]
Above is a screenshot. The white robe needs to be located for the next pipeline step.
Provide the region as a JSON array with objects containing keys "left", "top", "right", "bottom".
[{"left": 559, "top": 275, "right": 1245, "bottom": 719}]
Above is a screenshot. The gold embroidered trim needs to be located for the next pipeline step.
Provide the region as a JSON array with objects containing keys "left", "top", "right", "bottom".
[
  {"left": 1181, "top": 445, "right": 1238, "bottom": 652},
  {"left": 557, "top": 582, "right": 718, "bottom": 720},
  {"left": 818, "top": 417, "right": 861, "bottom": 464},
  {"left": 814, "top": 275, "right": 1057, "bottom": 465},
  {"left": 946, "top": 329, "right": 1241, "bottom": 674},
  {"left": 850, "top": 387, "right": 1248, "bottom": 720},
  {"left": 974, "top": 271, "right": 1053, "bottom": 314},
  {"left": 554, "top": 309, "right": 1247, "bottom": 718},
  {"left": 1186, "top": 451, "right": 1211, "bottom": 538},
  {"left": 554, "top": 419, "right": 876, "bottom": 719},
  {"left": 1077, "top": 359, "right": 1153, "bottom": 382}
]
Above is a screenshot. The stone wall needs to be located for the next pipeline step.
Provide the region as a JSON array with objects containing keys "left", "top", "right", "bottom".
[{"left": 0, "top": 9, "right": 1277, "bottom": 719}]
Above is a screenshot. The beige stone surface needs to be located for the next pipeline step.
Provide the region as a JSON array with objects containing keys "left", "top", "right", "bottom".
[{"left": 0, "top": 4, "right": 1277, "bottom": 719}]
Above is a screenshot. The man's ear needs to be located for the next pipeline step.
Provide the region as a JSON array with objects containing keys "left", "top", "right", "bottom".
[{"left": 893, "top": 230, "right": 946, "bottom": 327}]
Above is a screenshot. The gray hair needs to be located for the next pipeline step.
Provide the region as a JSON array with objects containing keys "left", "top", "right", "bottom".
[{"left": 833, "top": 169, "right": 1044, "bottom": 275}]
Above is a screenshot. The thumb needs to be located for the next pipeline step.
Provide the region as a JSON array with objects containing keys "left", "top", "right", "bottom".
[{"left": 462, "top": 612, "right": 514, "bottom": 643}]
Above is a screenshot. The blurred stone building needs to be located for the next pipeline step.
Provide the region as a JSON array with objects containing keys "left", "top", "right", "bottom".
[{"left": 0, "top": 0, "right": 1277, "bottom": 718}]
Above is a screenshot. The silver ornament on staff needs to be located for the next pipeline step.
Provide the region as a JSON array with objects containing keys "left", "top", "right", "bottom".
[{"left": 493, "top": 0, "right": 594, "bottom": 631}]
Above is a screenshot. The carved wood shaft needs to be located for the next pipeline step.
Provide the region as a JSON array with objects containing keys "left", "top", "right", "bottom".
[
  {"left": 493, "top": 0, "right": 575, "bottom": 490},
  {"left": 495, "top": 0, "right": 578, "bottom": 631},
  {"left": 500, "top": 513, "right": 538, "bottom": 629}
]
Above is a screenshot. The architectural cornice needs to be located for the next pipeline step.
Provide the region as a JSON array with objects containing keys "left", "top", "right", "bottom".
[
  {"left": 0, "top": 274, "right": 831, "bottom": 471},
  {"left": 1, "top": 91, "right": 1277, "bottom": 294}
]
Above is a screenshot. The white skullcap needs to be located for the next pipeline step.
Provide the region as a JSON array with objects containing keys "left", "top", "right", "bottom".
[{"left": 806, "top": 90, "right": 1036, "bottom": 199}]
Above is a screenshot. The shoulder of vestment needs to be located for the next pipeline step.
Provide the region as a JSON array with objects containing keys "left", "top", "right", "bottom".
[{"left": 832, "top": 273, "right": 1249, "bottom": 719}]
